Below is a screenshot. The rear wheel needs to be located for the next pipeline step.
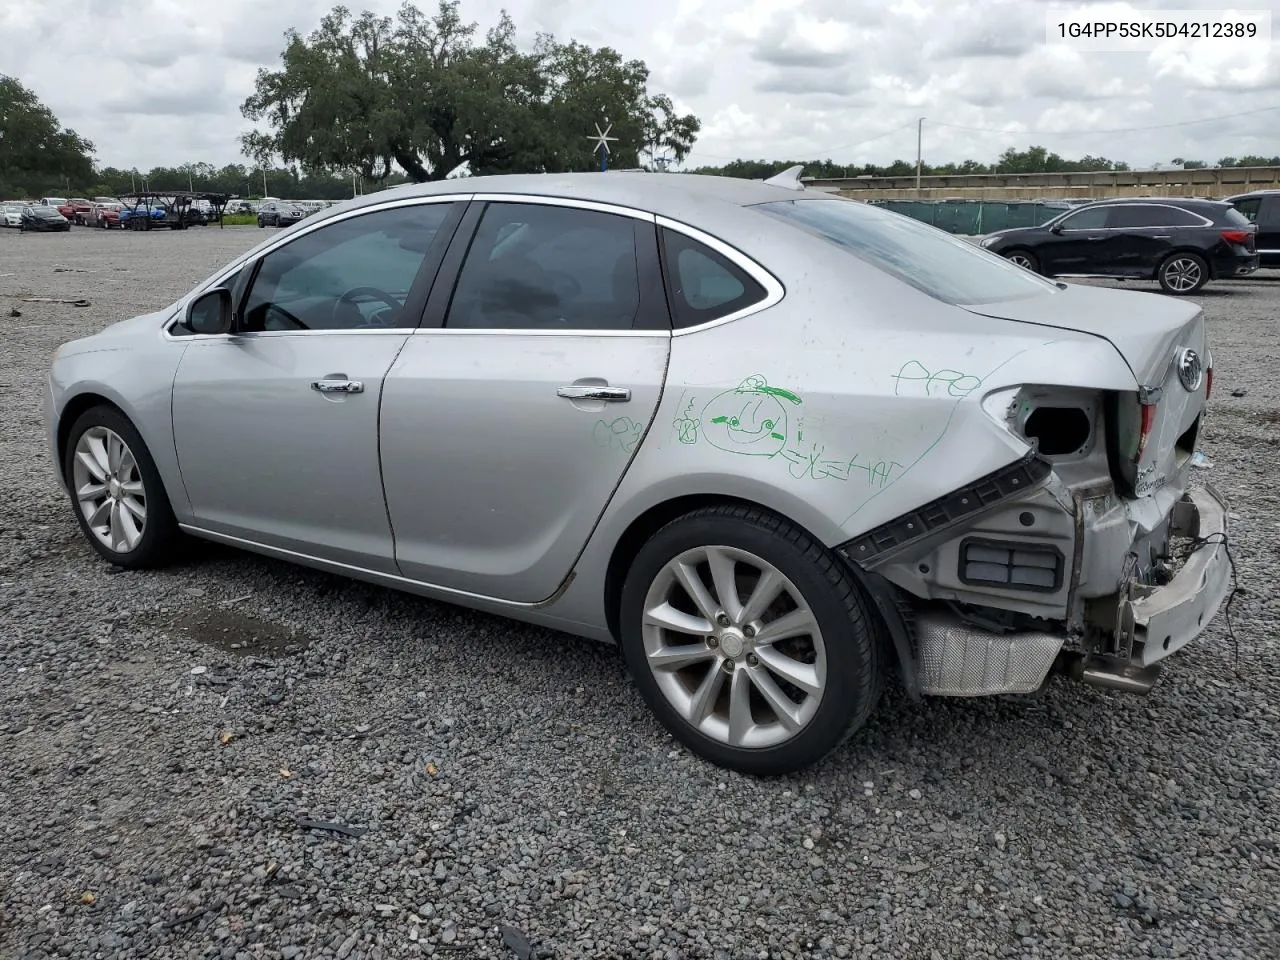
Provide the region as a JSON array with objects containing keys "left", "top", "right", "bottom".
[
  {"left": 1158, "top": 253, "right": 1208, "bottom": 295},
  {"left": 618, "top": 505, "right": 884, "bottom": 775},
  {"left": 1005, "top": 249, "right": 1040, "bottom": 273},
  {"left": 63, "top": 406, "right": 182, "bottom": 569}
]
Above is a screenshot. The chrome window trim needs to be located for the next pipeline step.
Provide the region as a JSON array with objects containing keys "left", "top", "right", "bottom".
[
  {"left": 162, "top": 193, "right": 476, "bottom": 342},
  {"left": 1060, "top": 202, "right": 1214, "bottom": 232},
  {"left": 469, "top": 193, "right": 658, "bottom": 223}
]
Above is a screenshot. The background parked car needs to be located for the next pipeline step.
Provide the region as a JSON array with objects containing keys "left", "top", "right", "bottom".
[
  {"left": 88, "top": 201, "right": 125, "bottom": 229},
  {"left": 39, "top": 197, "right": 67, "bottom": 208},
  {"left": 118, "top": 202, "right": 167, "bottom": 229},
  {"left": 20, "top": 205, "right": 71, "bottom": 232},
  {"left": 0, "top": 202, "right": 25, "bottom": 227},
  {"left": 1226, "top": 190, "right": 1280, "bottom": 268},
  {"left": 57, "top": 199, "right": 93, "bottom": 224},
  {"left": 257, "top": 201, "right": 306, "bottom": 227},
  {"left": 980, "top": 197, "right": 1258, "bottom": 294}
]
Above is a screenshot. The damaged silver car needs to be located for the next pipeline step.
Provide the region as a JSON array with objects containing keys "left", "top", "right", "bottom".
[{"left": 45, "top": 168, "right": 1231, "bottom": 774}]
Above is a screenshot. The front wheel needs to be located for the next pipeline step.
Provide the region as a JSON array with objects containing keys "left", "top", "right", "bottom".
[
  {"left": 63, "top": 405, "right": 182, "bottom": 569},
  {"left": 1158, "top": 253, "right": 1209, "bottom": 295},
  {"left": 1005, "top": 249, "right": 1040, "bottom": 273},
  {"left": 618, "top": 505, "right": 884, "bottom": 775}
]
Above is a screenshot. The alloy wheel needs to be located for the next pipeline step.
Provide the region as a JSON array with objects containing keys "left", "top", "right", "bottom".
[
  {"left": 641, "top": 545, "right": 827, "bottom": 750},
  {"left": 1163, "top": 257, "right": 1203, "bottom": 293},
  {"left": 1008, "top": 253, "right": 1035, "bottom": 270},
  {"left": 71, "top": 425, "right": 147, "bottom": 553}
]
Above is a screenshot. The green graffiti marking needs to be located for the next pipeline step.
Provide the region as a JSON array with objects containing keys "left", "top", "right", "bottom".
[
  {"left": 594, "top": 416, "right": 644, "bottom": 454},
  {"left": 781, "top": 444, "right": 903, "bottom": 487},
  {"left": 673, "top": 376, "right": 897, "bottom": 485},
  {"left": 674, "top": 398, "right": 700, "bottom": 444},
  {"left": 701, "top": 375, "right": 802, "bottom": 457},
  {"left": 892, "top": 360, "right": 983, "bottom": 398}
]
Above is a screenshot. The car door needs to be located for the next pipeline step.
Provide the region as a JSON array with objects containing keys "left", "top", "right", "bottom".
[
  {"left": 1101, "top": 203, "right": 1180, "bottom": 276},
  {"left": 169, "top": 199, "right": 465, "bottom": 572},
  {"left": 1254, "top": 196, "right": 1280, "bottom": 266},
  {"left": 1037, "top": 205, "right": 1113, "bottom": 274},
  {"left": 379, "top": 198, "right": 672, "bottom": 602}
]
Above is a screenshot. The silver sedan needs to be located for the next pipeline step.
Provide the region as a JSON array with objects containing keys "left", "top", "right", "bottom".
[{"left": 45, "top": 171, "right": 1231, "bottom": 774}]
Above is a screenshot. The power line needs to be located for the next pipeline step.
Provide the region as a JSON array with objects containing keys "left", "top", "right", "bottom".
[{"left": 931, "top": 105, "right": 1280, "bottom": 138}]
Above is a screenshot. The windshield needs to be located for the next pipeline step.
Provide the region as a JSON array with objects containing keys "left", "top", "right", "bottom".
[
  {"left": 756, "top": 198, "right": 1059, "bottom": 305},
  {"left": 35, "top": 207, "right": 61, "bottom": 217}
]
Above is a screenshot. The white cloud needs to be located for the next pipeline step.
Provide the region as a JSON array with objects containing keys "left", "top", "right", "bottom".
[{"left": 4, "top": 0, "right": 1278, "bottom": 172}]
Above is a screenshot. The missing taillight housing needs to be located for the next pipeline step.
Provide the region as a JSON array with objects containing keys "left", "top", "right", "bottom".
[{"left": 1024, "top": 406, "right": 1091, "bottom": 456}]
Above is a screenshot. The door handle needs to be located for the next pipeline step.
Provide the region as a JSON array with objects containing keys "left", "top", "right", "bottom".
[
  {"left": 1153, "top": 235, "right": 1171, "bottom": 239},
  {"left": 311, "top": 378, "right": 364, "bottom": 394},
  {"left": 557, "top": 385, "right": 631, "bottom": 402}
]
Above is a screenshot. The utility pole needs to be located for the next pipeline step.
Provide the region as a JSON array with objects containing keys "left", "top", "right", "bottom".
[
  {"left": 262, "top": 168, "right": 268, "bottom": 198},
  {"left": 916, "top": 117, "right": 925, "bottom": 196}
]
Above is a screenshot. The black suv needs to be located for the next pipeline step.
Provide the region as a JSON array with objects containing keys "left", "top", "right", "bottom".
[
  {"left": 1225, "top": 190, "right": 1280, "bottom": 267},
  {"left": 980, "top": 197, "right": 1258, "bottom": 295}
]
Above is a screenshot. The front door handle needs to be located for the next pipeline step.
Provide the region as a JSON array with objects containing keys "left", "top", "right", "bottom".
[
  {"left": 557, "top": 385, "right": 631, "bottom": 402},
  {"left": 312, "top": 378, "right": 364, "bottom": 394}
]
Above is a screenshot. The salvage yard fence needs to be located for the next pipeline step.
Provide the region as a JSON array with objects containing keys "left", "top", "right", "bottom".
[{"left": 867, "top": 199, "right": 1078, "bottom": 236}]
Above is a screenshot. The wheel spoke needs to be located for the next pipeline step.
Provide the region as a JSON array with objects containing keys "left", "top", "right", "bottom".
[
  {"left": 76, "top": 481, "right": 107, "bottom": 503},
  {"left": 672, "top": 560, "right": 718, "bottom": 622},
  {"left": 749, "top": 667, "right": 803, "bottom": 732},
  {"left": 88, "top": 499, "right": 111, "bottom": 528},
  {"left": 648, "top": 642, "right": 717, "bottom": 672},
  {"left": 704, "top": 547, "right": 742, "bottom": 622},
  {"left": 740, "top": 568, "right": 784, "bottom": 625},
  {"left": 76, "top": 448, "right": 107, "bottom": 482},
  {"left": 645, "top": 602, "right": 712, "bottom": 638},
  {"left": 119, "top": 495, "right": 146, "bottom": 522},
  {"left": 121, "top": 480, "right": 144, "bottom": 496},
  {"left": 726, "top": 667, "right": 754, "bottom": 747},
  {"left": 687, "top": 662, "right": 726, "bottom": 725},
  {"left": 106, "top": 432, "right": 123, "bottom": 473},
  {"left": 119, "top": 448, "right": 138, "bottom": 479},
  {"left": 752, "top": 607, "right": 818, "bottom": 647},
  {"left": 754, "top": 646, "right": 823, "bottom": 696},
  {"left": 111, "top": 501, "right": 142, "bottom": 550}
]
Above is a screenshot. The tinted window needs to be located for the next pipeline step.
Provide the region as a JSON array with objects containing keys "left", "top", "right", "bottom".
[
  {"left": 757, "top": 198, "right": 1058, "bottom": 306},
  {"left": 1058, "top": 206, "right": 1110, "bottom": 230},
  {"left": 1231, "top": 197, "right": 1261, "bottom": 223},
  {"left": 1105, "top": 204, "right": 1198, "bottom": 228},
  {"left": 445, "top": 202, "right": 640, "bottom": 331},
  {"left": 240, "top": 203, "right": 454, "bottom": 332},
  {"left": 661, "top": 229, "right": 767, "bottom": 328}
]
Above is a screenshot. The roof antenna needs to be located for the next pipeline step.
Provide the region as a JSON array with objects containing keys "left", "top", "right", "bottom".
[{"left": 762, "top": 165, "right": 805, "bottom": 191}]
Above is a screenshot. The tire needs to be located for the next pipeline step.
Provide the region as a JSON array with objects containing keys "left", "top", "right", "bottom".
[
  {"left": 1158, "top": 252, "right": 1209, "bottom": 295},
  {"left": 1005, "top": 249, "right": 1040, "bottom": 273},
  {"left": 62, "top": 405, "right": 182, "bottom": 569},
  {"left": 618, "top": 505, "right": 884, "bottom": 775},
  {"left": 257, "top": 218, "right": 265, "bottom": 228}
]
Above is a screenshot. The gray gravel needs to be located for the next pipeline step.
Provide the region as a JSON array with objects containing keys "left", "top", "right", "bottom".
[{"left": 2, "top": 226, "right": 1278, "bottom": 960}]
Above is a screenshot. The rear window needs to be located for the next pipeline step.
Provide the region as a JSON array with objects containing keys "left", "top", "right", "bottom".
[
  {"left": 756, "top": 199, "right": 1059, "bottom": 305},
  {"left": 1221, "top": 206, "right": 1253, "bottom": 228}
]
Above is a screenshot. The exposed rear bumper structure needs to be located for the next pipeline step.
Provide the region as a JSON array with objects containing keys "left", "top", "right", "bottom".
[{"left": 847, "top": 485, "right": 1231, "bottom": 699}]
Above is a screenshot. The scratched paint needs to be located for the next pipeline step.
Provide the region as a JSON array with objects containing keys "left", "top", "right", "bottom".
[{"left": 673, "top": 375, "right": 895, "bottom": 485}]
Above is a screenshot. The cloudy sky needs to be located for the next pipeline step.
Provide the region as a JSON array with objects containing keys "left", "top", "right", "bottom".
[{"left": 3, "top": 0, "right": 1277, "bottom": 173}]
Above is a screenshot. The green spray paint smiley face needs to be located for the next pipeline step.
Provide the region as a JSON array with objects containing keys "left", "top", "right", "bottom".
[{"left": 702, "top": 375, "right": 802, "bottom": 457}]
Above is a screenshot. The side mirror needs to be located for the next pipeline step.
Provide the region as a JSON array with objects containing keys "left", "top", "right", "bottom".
[
  {"left": 187, "top": 287, "right": 234, "bottom": 335},
  {"left": 1049, "top": 223, "right": 1063, "bottom": 234}
]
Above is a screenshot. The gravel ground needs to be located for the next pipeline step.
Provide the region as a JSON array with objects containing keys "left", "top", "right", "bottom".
[{"left": 1, "top": 226, "right": 1278, "bottom": 960}]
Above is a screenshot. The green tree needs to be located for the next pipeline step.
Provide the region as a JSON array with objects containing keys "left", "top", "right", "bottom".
[
  {"left": 241, "top": 1, "right": 700, "bottom": 182},
  {"left": 0, "top": 75, "right": 95, "bottom": 196}
]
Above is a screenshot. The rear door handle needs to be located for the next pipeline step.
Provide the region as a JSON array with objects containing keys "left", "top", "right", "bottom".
[
  {"left": 557, "top": 385, "right": 631, "bottom": 402},
  {"left": 1153, "top": 235, "right": 1172, "bottom": 239},
  {"left": 311, "top": 378, "right": 364, "bottom": 394}
]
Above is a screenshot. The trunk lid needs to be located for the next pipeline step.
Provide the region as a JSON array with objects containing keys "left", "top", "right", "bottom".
[{"left": 963, "top": 283, "right": 1209, "bottom": 497}]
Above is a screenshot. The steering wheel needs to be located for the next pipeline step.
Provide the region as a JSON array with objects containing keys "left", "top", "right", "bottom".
[{"left": 333, "top": 286, "right": 403, "bottom": 328}]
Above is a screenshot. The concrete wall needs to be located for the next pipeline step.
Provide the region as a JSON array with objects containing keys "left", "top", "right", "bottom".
[{"left": 805, "top": 165, "right": 1280, "bottom": 201}]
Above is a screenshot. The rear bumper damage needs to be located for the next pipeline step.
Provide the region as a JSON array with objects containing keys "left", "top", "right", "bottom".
[{"left": 842, "top": 463, "right": 1231, "bottom": 699}]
